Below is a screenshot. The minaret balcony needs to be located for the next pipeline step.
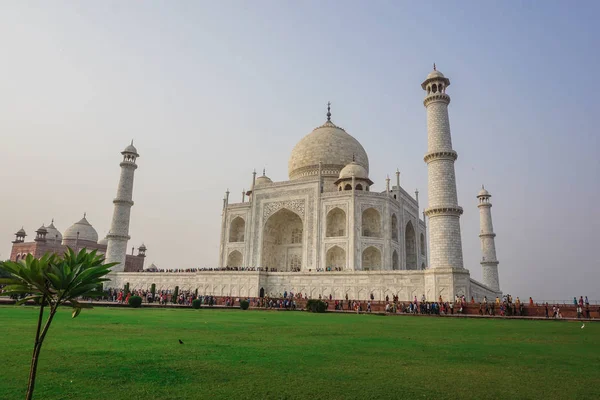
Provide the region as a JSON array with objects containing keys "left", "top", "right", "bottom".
[{"left": 423, "top": 150, "right": 458, "bottom": 163}]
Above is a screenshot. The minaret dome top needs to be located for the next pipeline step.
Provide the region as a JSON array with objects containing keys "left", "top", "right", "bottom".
[
  {"left": 421, "top": 64, "right": 450, "bottom": 90},
  {"left": 122, "top": 140, "right": 139, "bottom": 157}
]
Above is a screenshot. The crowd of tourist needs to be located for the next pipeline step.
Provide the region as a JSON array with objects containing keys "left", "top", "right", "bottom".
[
  {"left": 138, "top": 266, "right": 350, "bottom": 273},
  {"left": 7, "top": 281, "right": 592, "bottom": 319},
  {"left": 139, "top": 266, "right": 266, "bottom": 273}
]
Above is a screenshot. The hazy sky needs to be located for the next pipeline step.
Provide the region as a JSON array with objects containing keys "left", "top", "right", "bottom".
[{"left": 1, "top": 2, "right": 598, "bottom": 301}]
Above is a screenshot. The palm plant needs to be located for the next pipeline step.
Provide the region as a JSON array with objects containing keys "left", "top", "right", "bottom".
[{"left": 0, "top": 248, "right": 116, "bottom": 400}]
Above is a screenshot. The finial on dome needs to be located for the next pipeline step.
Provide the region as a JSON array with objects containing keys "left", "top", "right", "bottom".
[
  {"left": 131, "top": 139, "right": 134, "bottom": 146},
  {"left": 482, "top": 184, "right": 485, "bottom": 189},
  {"left": 327, "top": 101, "right": 331, "bottom": 122},
  {"left": 262, "top": 168, "right": 266, "bottom": 176},
  {"left": 83, "top": 212, "right": 86, "bottom": 218},
  {"left": 352, "top": 153, "right": 355, "bottom": 162},
  {"left": 433, "top": 63, "right": 436, "bottom": 71}
]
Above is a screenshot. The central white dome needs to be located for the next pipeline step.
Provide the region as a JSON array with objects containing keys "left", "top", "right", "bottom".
[{"left": 288, "top": 120, "right": 369, "bottom": 180}]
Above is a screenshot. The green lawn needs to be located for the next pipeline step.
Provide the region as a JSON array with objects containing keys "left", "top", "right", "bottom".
[{"left": 0, "top": 306, "right": 598, "bottom": 400}]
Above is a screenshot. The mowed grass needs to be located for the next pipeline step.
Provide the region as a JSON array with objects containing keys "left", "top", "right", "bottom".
[{"left": 1, "top": 306, "right": 599, "bottom": 400}]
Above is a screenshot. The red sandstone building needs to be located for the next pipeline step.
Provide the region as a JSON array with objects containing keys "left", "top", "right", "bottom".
[{"left": 9, "top": 215, "right": 146, "bottom": 272}]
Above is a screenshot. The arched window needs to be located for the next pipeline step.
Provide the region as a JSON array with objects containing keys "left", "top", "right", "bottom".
[
  {"left": 421, "top": 262, "right": 426, "bottom": 270},
  {"left": 391, "top": 214, "right": 398, "bottom": 241},
  {"left": 420, "top": 233, "right": 425, "bottom": 255},
  {"left": 405, "top": 221, "right": 417, "bottom": 270},
  {"left": 326, "top": 208, "right": 346, "bottom": 237},
  {"left": 356, "top": 184, "right": 363, "bottom": 190},
  {"left": 344, "top": 184, "right": 352, "bottom": 191},
  {"left": 338, "top": 186, "right": 342, "bottom": 191},
  {"left": 362, "top": 208, "right": 382, "bottom": 238},
  {"left": 432, "top": 83, "right": 438, "bottom": 93},
  {"left": 289, "top": 254, "right": 301, "bottom": 270},
  {"left": 229, "top": 217, "right": 245, "bottom": 242},
  {"left": 291, "top": 228, "right": 302, "bottom": 244},
  {"left": 15, "top": 254, "right": 21, "bottom": 262}
]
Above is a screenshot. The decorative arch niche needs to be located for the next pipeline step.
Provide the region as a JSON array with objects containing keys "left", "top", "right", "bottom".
[
  {"left": 405, "top": 221, "right": 417, "bottom": 270},
  {"left": 362, "top": 246, "right": 381, "bottom": 271},
  {"left": 326, "top": 208, "right": 346, "bottom": 237},
  {"left": 391, "top": 214, "right": 398, "bottom": 241},
  {"left": 229, "top": 217, "right": 245, "bottom": 242},
  {"left": 227, "top": 250, "right": 243, "bottom": 268},
  {"left": 392, "top": 250, "right": 399, "bottom": 270},
  {"left": 326, "top": 246, "right": 346, "bottom": 270},
  {"left": 362, "top": 208, "right": 381, "bottom": 238}
]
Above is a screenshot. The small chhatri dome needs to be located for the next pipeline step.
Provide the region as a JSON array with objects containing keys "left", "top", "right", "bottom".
[
  {"left": 477, "top": 185, "right": 490, "bottom": 197},
  {"left": 288, "top": 104, "right": 369, "bottom": 180},
  {"left": 339, "top": 161, "right": 368, "bottom": 180},
  {"left": 139, "top": 243, "right": 147, "bottom": 251},
  {"left": 427, "top": 63, "right": 445, "bottom": 79},
  {"left": 62, "top": 214, "right": 99, "bottom": 243},
  {"left": 422, "top": 63, "right": 450, "bottom": 89},
  {"left": 45, "top": 219, "right": 62, "bottom": 241},
  {"left": 36, "top": 224, "right": 47, "bottom": 233},
  {"left": 122, "top": 140, "right": 139, "bottom": 156},
  {"left": 15, "top": 227, "right": 27, "bottom": 236},
  {"left": 255, "top": 169, "right": 273, "bottom": 186}
]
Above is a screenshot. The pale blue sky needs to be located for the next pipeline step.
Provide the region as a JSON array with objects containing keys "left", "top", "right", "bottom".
[{"left": 1, "top": 1, "right": 598, "bottom": 300}]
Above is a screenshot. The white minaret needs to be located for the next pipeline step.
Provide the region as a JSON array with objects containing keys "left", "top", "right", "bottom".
[
  {"left": 106, "top": 142, "right": 139, "bottom": 272},
  {"left": 422, "top": 65, "right": 464, "bottom": 270},
  {"left": 477, "top": 186, "right": 500, "bottom": 291}
]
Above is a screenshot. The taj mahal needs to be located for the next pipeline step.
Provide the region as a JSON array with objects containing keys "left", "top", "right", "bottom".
[{"left": 9, "top": 66, "right": 502, "bottom": 302}]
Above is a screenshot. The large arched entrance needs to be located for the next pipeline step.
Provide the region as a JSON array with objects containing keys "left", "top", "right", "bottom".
[
  {"left": 326, "top": 246, "right": 346, "bottom": 270},
  {"left": 362, "top": 246, "right": 381, "bottom": 271},
  {"left": 227, "top": 250, "right": 243, "bottom": 268},
  {"left": 405, "top": 221, "right": 417, "bottom": 270},
  {"left": 261, "top": 208, "right": 303, "bottom": 271}
]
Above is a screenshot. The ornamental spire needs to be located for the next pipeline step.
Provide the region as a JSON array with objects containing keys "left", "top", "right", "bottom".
[
  {"left": 327, "top": 101, "right": 331, "bottom": 122},
  {"left": 433, "top": 62, "right": 436, "bottom": 71}
]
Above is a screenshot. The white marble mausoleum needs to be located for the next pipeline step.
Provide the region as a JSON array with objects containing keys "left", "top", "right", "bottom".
[{"left": 108, "top": 66, "right": 502, "bottom": 302}]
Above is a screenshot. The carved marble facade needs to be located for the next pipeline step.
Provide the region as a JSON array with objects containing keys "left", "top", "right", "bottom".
[{"left": 219, "top": 177, "right": 427, "bottom": 274}]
